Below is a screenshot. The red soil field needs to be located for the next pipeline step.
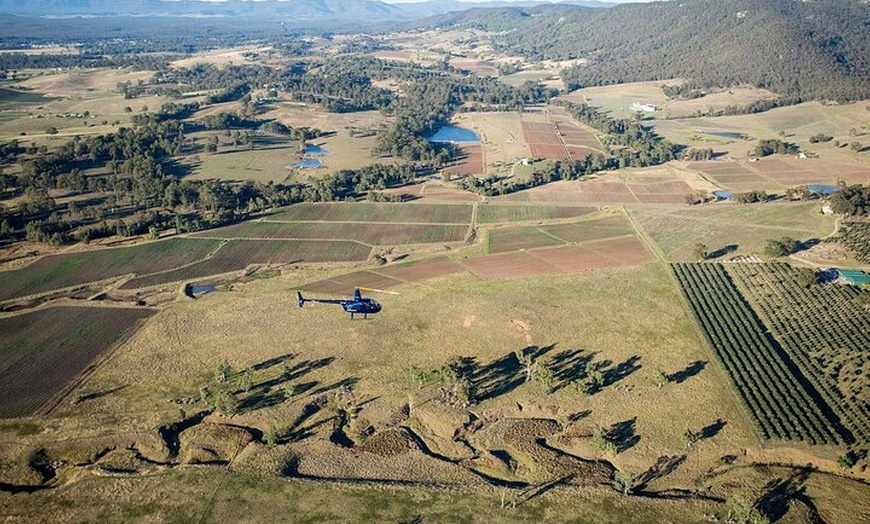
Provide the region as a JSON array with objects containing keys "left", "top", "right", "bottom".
[
  {"left": 301, "top": 257, "right": 466, "bottom": 294},
  {"left": 532, "top": 245, "right": 622, "bottom": 271},
  {"left": 522, "top": 120, "right": 571, "bottom": 160},
  {"left": 443, "top": 145, "right": 484, "bottom": 176},
  {"left": 302, "top": 270, "right": 404, "bottom": 295},
  {"left": 461, "top": 252, "right": 559, "bottom": 279},
  {"left": 530, "top": 143, "right": 569, "bottom": 159},
  {"left": 585, "top": 236, "right": 654, "bottom": 265},
  {"left": 0, "top": 306, "right": 154, "bottom": 418},
  {"left": 374, "top": 256, "right": 465, "bottom": 282}
]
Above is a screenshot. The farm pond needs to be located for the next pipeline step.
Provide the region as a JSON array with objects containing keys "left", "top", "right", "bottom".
[
  {"left": 293, "top": 159, "right": 325, "bottom": 168},
  {"left": 302, "top": 144, "right": 329, "bottom": 155},
  {"left": 427, "top": 125, "right": 480, "bottom": 143},
  {"left": 701, "top": 130, "right": 749, "bottom": 140}
]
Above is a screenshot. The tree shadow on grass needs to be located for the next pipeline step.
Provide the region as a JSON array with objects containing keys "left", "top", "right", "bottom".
[
  {"left": 251, "top": 353, "right": 295, "bottom": 371},
  {"left": 237, "top": 356, "right": 338, "bottom": 413},
  {"left": 700, "top": 419, "right": 727, "bottom": 440},
  {"left": 548, "top": 348, "right": 596, "bottom": 392},
  {"left": 707, "top": 244, "right": 738, "bottom": 259},
  {"left": 635, "top": 454, "right": 686, "bottom": 491},
  {"left": 74, "top": 385, "right": 128, "bottom": 404},
  {"left": 754, "top": 466, "right": 815, "bottom": 523},
  {"left": 669, "top": 360, "right": 707, "bottom": 384},
  {"left": 601, "top": 355, "right": 642, "bottom": 388},
  {"left": 473, "top": 345, "right": 556, "bottom": 401},
  {"left": 605, "top": 418, "right": 640, "bottom": 453}
]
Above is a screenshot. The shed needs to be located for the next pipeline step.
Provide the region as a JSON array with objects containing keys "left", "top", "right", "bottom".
[
  {"left": 713, "top": 190, "right": 734, "bottom": 200},
  {"left": 837, "top": 269, "right": 870, "bottom": 286}
]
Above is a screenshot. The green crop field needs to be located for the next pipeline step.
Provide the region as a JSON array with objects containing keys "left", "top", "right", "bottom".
[
  {"left": 0, "top": 87, "right": 56, "bottom": 109},
  {"left": 476, "top": 204, "right": 598, "bottom": 223},
  {"left": 120, "top": 239, "right": 372, "bottom": 289},
  {"left": 672, "top": 262, "right": 840, "bottom": 444},
  {"left": 185, "top": 135, "right": 301, "bottom": 184},
  {"left": 486, "top": 225, "right": 564, "bottom": 253},
  {"left": 270, "top": 202, "right": 473, "bottom": 224},
  {"left": 541, "top": 215, "right": 634, "bottom": 244},
  {"left": 0, "top": 239, "right": 222, "bottom": 301},
  {"left": 0, "top": 306, "right": 154, "bottom": 418},
  {"left": 727, "top": 263, "right": 870, "bottom": 445},
  {"left": 194, "top": 221, "right": 468, "bottom": 245}
]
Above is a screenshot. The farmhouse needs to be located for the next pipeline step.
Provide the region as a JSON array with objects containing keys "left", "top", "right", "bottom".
[{"left": 630, "top": 102, "right": 657, "bottom": 113}]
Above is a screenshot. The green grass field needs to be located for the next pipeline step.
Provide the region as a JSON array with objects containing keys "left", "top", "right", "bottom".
[
  {"left": 195, "top": 221, "right": 468, "bottom": 245},
  {"left": 185, "top": 135, "right": 301, "bottom": 184},
  {"left": 120, "top": 239, "right": 372, "bottom": 289},
  {"left": 270, "top": 202, "right": 473, "bottom": 224},
  {"left": 476, "top": 204, "right": 597, "bottom": 224},
  {"left": 631, "top": 202, "right": 836, "bottom": 261},
  {"left": 0, "top": 238, "right": 221, "bottom": 301}
]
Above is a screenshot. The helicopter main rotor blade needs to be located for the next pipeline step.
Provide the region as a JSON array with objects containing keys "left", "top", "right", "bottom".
[{"left": 358, "top": 286, "right": 400, "bottom": 295}]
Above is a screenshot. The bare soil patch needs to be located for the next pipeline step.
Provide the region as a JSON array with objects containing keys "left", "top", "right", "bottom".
[{"left": 460, "top": 252, "right": 558, "bottom": 279}]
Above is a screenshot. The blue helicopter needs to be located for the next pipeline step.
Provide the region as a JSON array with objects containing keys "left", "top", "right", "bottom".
[{"left": 296, "top": 287, "right": 397, "bottom": 319}]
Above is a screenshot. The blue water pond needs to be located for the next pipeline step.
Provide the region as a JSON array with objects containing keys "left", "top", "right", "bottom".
[
  {"left": 426, "top": 125, "right": 480, "bottom": 143},
  {"left": 293, "top": 159, "right": 324, "bottom": 168},
  {"left": 808, "top": 184, "right": 839, "bottom": 195},
  {"left": 302, "top": 144, "right": 329, "bottom": 155},
  {"left": 703, "top": 131, "right": 748, "bottom": 140}
]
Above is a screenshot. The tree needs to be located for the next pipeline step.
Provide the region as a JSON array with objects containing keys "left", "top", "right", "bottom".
[
  {"left": 837, "top": 452, "right": 856, "bottom": 471},
  {"left": 795, "top": 268, "right": 819, "bottom": 288},
  {"left": 682, "top": 428, "right": 700, "bottom": 448},
  {"left": 692, "top": 243, "right": 708, "bottom": 261},
  {"left": 725, "top": 493, "right": 770, "bottom": 524},
  {"left": 591, "top": 426, "right": 618, "bottom": 455},
  {"left": 613, "top": 469, "right": 638, "bottom": 495},
  {"left": 652, "top": 368, "right": 671, "bottom": 388},
  {"left": 764, "top": 237, "right": 799, "bottom": 258}
]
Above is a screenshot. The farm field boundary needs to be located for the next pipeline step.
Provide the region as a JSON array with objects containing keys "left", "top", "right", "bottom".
[
  {"left": 191, "top": 221, "right": 468, "bottom": 246},
  {"left": 672, "top": 262, "right": 842, "bottom": 444},
  {"left": 0, "top": 306, "right": 154, "bottom": 418},
  {"left": 268, "top": 203, "right": 473, "bottom": 224},
  {"left": 726, "top": 263, "right": 870, "bottom": 445},
  {"left": 121, "top": 240, "right": 371, "bottom": 290},
  {"left": 0, "top": 238, "right": 222, "bottom": 302}
]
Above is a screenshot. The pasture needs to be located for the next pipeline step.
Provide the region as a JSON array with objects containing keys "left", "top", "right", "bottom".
[
  {"left": 0, "top": 69, "right": 173, "bottom": 142},
  {"left": 631, "top": 202, "right": 836, "bottom": 262},
  {"left": 0, "top": 306, "right": 154, "bottom": 418},
  {"left": 559, "top": 81, "right": 776, "bottom": 120},
  {"left": 651, "top": 101, "right": 870, "bottom": 163},
  {"left": 184, "top": 135, "right": 301, "bottom": 184}
]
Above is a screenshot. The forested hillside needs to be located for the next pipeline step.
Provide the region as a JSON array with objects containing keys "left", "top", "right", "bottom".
[{"left": 483, "top": 0, "right": 869, "bottom": 102}]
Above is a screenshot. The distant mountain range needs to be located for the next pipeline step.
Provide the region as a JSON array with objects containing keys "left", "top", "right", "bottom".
[{"left": 0, "top": 0, "right": 613, "bottom": 23}]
